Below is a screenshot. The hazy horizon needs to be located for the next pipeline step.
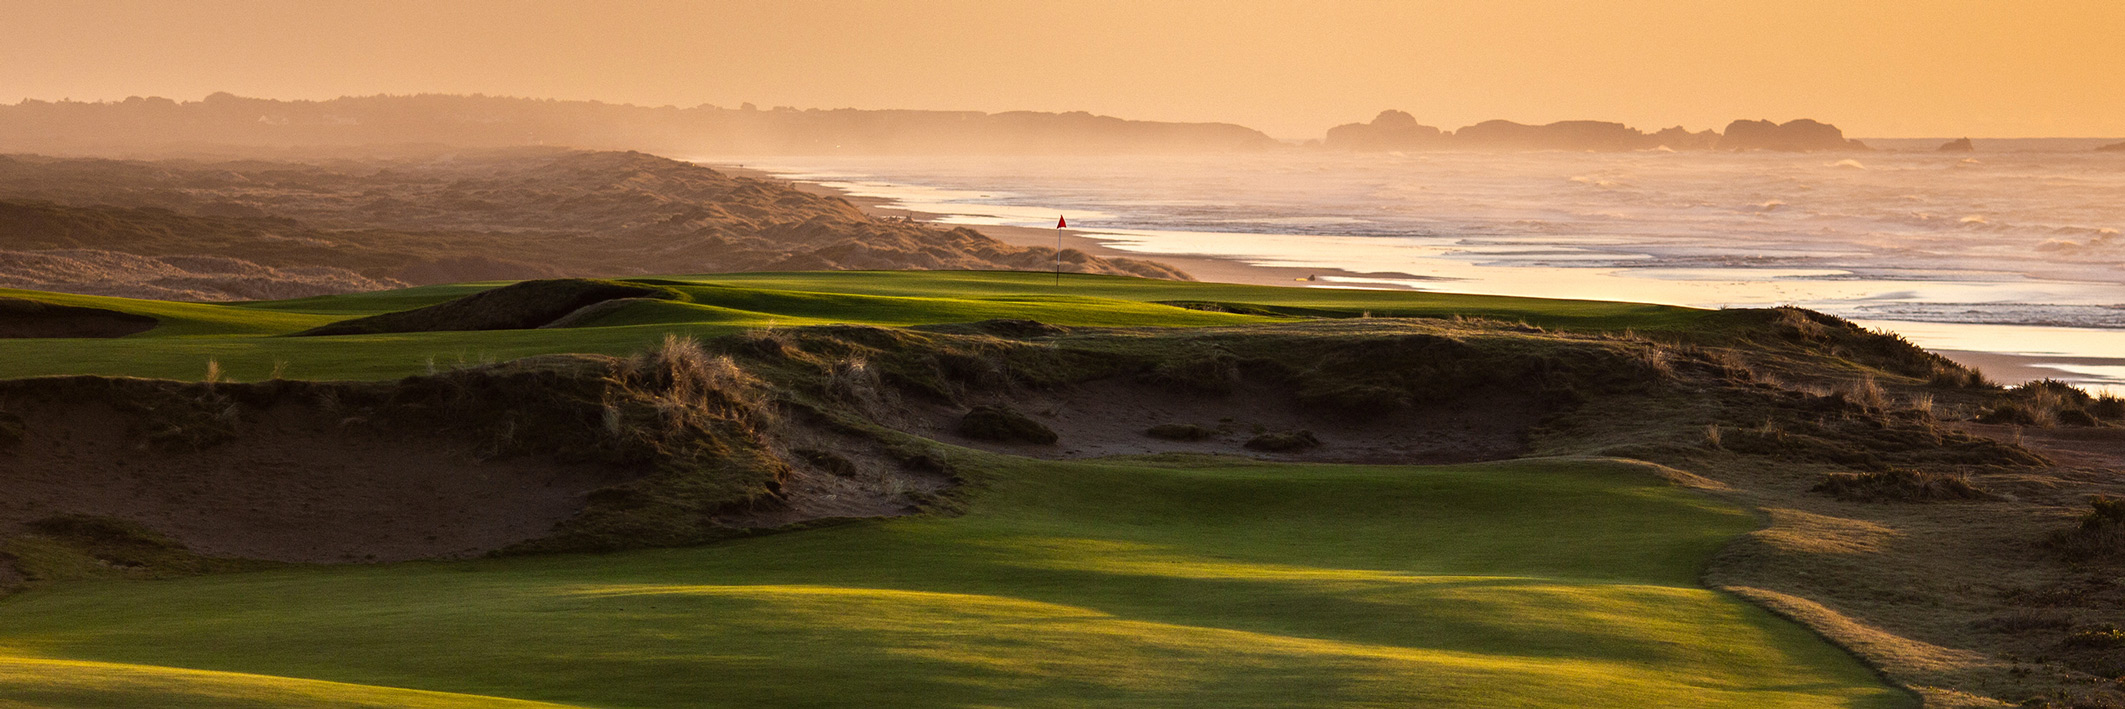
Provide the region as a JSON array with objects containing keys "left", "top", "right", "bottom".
[{"left": 5, "top": 0, "right": 2121, "bottom": 140}]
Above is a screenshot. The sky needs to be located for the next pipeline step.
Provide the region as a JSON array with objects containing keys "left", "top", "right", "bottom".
[{"left": 3, "top": 0, "right": 2120, "bottom": 139}]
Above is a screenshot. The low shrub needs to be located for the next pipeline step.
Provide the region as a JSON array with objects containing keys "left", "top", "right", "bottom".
[
  {"left": 2061, "top": 626, "right": 2125, "bottom": 650},
  {"left": 1245, "top": 429, "right": 1321, "bottom": 452},
  {"left": 2058, "top": 408, "right": 2101, "bottom": 427},
  {"left": 1144, "top": 423, "right": 1216, "bottom": 441},
  {"left": 1809, "top": 469, "right": 1995, "bottom": 503},
  {"left": 957, "top": 405, "right": 1057, "bottom": 444},
  {"left": 2090, "top": 395, "right": 2125, "bottom": 421}
]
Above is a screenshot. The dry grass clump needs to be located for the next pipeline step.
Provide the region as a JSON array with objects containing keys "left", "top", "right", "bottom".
[
  {"left": 824, "top": 356, "right": 886, "bottom": 410},
  {"left": 2090, "top": 395, "right": 2125, "bottom": 420},
  {"left": 956, "top": 405, "right": 1057, "bottom": 445},
  {"left": 1981, "top": 380, "right": 2111, "bottom": 428},
  {"left": 2049, "top": 496, "right": 2125, "bottom": 562},
  {"left": 610, "top": 335, "right": 766, "bottom": 435},
  {"left": 1809, "top": 469, "right": 1996, "bottom": 503},
  {"left": 1144, "top": 423, "right": 1217, "bottom": 441},
  {"left": 733, "top": 327, "right": 793, "bottom": 359},
  {"left": 1244, "top": 429, "right": 1321, "bottom": 452}
]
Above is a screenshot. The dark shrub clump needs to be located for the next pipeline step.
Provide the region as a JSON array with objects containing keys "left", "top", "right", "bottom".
[
  {"left": 2049, "top": 496, "right": 2125, "bottom": 561},
  {"left": 1145, "top": 423, "right": 1217, "bottom": 441},
  {"left": 957, "top": 405, "right": 1058, "bottom": 444},
  {"left": 2057, "top": 408, "right": 2101, "bottom": 427},
  {"left": 1810, "top": 469, "right": 1995, "bottom": 503},
  {"left": 1976, "top": 403, "right": 2041, "bottom": 426},
  {"left": 1245, "top": 429, "right": 1321, "bottom": 452}
]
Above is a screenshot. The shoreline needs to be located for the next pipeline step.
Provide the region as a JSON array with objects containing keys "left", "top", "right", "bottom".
[
  {"left": 711, "top": 162, "right": 2117, "bottom": 394},
  {"left": 716, "top": 164, "right": 1431, "bottom": 290}
]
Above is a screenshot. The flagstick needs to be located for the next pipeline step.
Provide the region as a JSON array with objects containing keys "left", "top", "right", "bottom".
[{"left": 1054, "top": 215, "right": 1063, "bottom": 286}]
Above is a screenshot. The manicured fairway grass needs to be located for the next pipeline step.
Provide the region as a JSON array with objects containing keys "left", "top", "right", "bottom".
[
  {"left": 0, "top": 455, "right": 1909, "bottom": 708},
  {"left": 0, "top": 271, "right": 1710, "bottom": 381}
]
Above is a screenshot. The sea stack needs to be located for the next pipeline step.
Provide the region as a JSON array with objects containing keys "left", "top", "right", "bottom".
[
  {"left": 1717, "top": 119, "right": 1869, "bottom": 152},
  {"left": 1937, "top": 137, "right": 1975, "bottom": 152}
]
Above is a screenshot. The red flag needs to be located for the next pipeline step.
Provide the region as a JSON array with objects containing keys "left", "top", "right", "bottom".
[{"left": 1056, "top": 216, "right": 1067, "bottom": 229}]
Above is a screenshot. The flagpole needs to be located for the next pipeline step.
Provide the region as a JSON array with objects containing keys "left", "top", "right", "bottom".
[{"left": 1054, "top": 215, "right": 1063, "bottom": 286}]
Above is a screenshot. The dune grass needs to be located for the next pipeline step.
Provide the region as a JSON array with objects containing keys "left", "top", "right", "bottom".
[
  {"left": 0, "top": 455, "right": 1908, "bottom": 708},
  {"left": 0, "top": 271, "right": 1708, "bottom": 381}
]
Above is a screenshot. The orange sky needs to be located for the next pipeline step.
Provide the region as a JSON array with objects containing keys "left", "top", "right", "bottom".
[{"left": 3, "top": 0, "right": 2119, "bottom": 139}]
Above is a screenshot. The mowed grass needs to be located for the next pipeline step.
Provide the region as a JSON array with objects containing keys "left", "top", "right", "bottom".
[
  {"left": 0, "top": 456, "right": 1909, "bottom": 708},
  {"left": 0, "top": 271, "right": 1709, "bottom": 381}
]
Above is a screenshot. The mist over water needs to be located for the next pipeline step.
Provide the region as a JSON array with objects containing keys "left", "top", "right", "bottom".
[{"left": 744, "top": 149, "right": 2125, "bottom": 391}]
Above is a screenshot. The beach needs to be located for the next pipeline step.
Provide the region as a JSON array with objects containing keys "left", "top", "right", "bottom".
[{"left": 715, "top": 155, "right": 2125, "bottom": 394}]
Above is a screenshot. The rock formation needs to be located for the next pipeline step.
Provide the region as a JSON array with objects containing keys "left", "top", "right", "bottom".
[
  {"left": 1938, "top": 138, "right": 1975, "bottom": 152},
  {"left": 1323, "top": 110, "right": 1445, "bottom": 151},
  {"left": 1320, "top": 112, "right": 1865, "bottom": 152},
  {"left": 1453, "top": 120, "right": 1654, "bottom": 151},
  {"left": 1717, "top": 119, "right": 1869, "bottom": 152}
]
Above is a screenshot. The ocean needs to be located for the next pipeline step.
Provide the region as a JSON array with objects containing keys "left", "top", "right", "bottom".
[{"left": 730, "top": 146, "right": 2125, "bottom": 393}]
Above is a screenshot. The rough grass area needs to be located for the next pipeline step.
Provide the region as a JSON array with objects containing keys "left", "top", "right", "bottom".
[
  {"left": 0, "top": 457, "right": 1908, "bottom": 708},
  {"left": 1810, "top": 469, "right": 1997, "bottom": 503}
]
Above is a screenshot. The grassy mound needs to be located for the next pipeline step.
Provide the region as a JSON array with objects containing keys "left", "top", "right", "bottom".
[
  {"left": 0, "top": 457, "right": 1907, "bottom": 708},
  {"left": 297, "top": 279, "right": 679, "bottom": 336},
  {"left": 0, "top": 296, "right": 158, "bottom": 338},
  {"left": 0, "top": 655, "right": 578, "bottom": 709}
]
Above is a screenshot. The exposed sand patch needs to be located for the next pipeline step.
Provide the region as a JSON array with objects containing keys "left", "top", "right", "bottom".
[
  {"left": 911, "top": 378, "right": 1539, "bottom": 464},
  {"left": 0, "top": 397, "right": 632, "bottom": 563}
]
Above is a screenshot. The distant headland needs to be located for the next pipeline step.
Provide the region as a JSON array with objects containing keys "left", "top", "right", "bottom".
[
  {"left": 1323, "top": 110, "right": 1869, "bottom": 152},
  {"left": 0, "top": 94, "right": 2083, "bottom": 157},
  {"left": 0, "top": 93, "right": 1278, "bottom": 157}
]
